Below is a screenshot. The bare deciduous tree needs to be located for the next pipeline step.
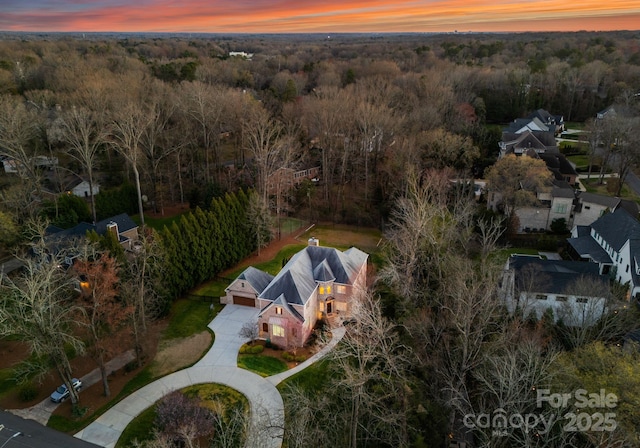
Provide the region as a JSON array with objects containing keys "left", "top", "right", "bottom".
[
  {"left": 0, "top": 245, "right": 85, "bottom": 404},
  {"left": 110, "top": 101, "right": 154, "bottom": 227},
  {"left": 59, "top": 105, "right": 108, "bottom": 223}
]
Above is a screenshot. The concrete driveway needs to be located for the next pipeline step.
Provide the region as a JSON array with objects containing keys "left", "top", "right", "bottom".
[{"left": 75, "top": 305, "right": 284, "bottom": 448}]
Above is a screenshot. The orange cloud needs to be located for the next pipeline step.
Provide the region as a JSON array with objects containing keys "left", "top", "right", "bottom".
[{"left": 0, "top": 0, "right": 638, "bottom": 32}]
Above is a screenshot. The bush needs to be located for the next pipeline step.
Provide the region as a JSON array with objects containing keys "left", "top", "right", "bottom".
[
  {"left": 239, "top": 344, "right": 248, "bottom": 354},
  {"left": 294, "top": 355, "right": 307, "bottom": 363},
  {"left": 265, "top": 339, "right": 272, "bottom": 349},
  {"left": 249, "top": 345, "right": 264, "bottom": 354},
  {"left": 282, "top": 352, "right": 295, "bottom": 362},
  {"left": 18, "top": 383, "right": 38, "bottom": 402}
]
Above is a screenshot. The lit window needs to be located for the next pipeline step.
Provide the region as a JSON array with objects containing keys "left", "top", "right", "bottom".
[
  {"left": 326, "top": 285, "right": 332, "bottom": 294},
  {"left": 337, "top": 285, "right": 347, "bottom": 294},
  {"left": 272, "top": 324, "right": 285, "bottom": 337},
  {"left": 319, "top": 286, "right": 325, "bottom": 294},
  {"left": 276, "top": 306, "right": 283, "bottom": 315}
]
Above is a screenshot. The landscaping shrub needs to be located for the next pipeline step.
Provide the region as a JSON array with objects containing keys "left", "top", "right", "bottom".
[
  {"left": 282, "top": 352, "right": 295, "bottom": 362},
  {"left": 239, "top": 344, "right": 248, "bottom": 354},
  {"left": 295, "top": 355, "right": 307, "bottom": 363},
  {"left": 249, "top": 345, "right": 264, "bottom": 354},
  {"left": 18, "top": 382, "right": 38, "bottom": 402}
]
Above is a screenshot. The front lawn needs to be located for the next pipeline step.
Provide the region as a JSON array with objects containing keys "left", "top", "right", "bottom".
[
  {"left": 47, "top": 298, "right": 220, "bottom": 434},
  {"left": 162, "top": 298, "right": 218, "bottom": 340},
  {"left": 237, "top": 354, "right": 288, "bottom": 377},
  {"left": 581, "top": 179, "right": 638, "bottom": 200}
]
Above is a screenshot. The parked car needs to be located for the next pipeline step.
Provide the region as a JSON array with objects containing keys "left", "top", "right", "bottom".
[{"left": 50, "top": 378, "right": 82, "bottom": 403}]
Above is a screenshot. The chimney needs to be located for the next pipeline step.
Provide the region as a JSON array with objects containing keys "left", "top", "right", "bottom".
[
  {"left": 107, "top": 222, "right": 119, "bottom": 239},
  {"left": 308, "top": 237, "right": 319, "bottom": 246}
]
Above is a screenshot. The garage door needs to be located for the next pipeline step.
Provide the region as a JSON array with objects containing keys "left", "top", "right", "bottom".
[{"left": 233, "top": 296, "right": 256, "bottom": 307}]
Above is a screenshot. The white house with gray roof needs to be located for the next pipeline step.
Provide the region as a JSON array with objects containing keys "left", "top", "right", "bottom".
[
  {"left": 501, "top": 255, "right": 609, "bottom": 326},
  {"left": 223, "top": 240, "right": 368, "bottom": 347},
  {"left": 568, "top": 208, "right": 640, "bottom": 299}
]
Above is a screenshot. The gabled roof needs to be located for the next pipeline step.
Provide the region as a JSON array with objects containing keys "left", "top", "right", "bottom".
[
  {"left": 539, "top": 153, "right": 578, "bottom": 179},
  {"left": 259, "top": 294, "right": 304, "bottom": 322},
  {"left": 237, "top": 266, "right": 274, "bottom": 294},
  {"left": 509, "top": 256, "right": 606, "bottom": 295},
  {"left": 592, "top": 208, "right": 640, "bottom": 252},
  {"left": 259, "top": 245, "right": 368, "bottom": 306}
]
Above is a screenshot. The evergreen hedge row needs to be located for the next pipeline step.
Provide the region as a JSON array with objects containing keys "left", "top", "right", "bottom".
[{"left": 158, "top": 190, "right": 257, "bottom": 299}]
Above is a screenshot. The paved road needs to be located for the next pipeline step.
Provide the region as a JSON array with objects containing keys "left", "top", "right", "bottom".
[
  {"left": 74, "top": 305, "right": 344, "bottom": 448},
  {"left": 9, "top": 350, "right": 136, "bottom": 426}
]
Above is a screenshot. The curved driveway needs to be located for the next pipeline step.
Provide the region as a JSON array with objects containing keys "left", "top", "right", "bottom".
[
  {"left": 75, "top": 305, "right": 283, "bottom": 448},
  {"left": 74, "top": 304, "right": 345, "bottom": 448}
]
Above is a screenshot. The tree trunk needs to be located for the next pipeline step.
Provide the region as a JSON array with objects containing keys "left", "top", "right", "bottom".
[
  {"left": 132, "top": 163, "right": 145, "bottom": 227},
  {"left": 99, "top": 351, "right": 111, "bottom": 397}
]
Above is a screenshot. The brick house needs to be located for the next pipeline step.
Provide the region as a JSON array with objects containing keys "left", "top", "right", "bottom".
[{"left": 223, "top": 239, "right": 368, "bottom": 348}]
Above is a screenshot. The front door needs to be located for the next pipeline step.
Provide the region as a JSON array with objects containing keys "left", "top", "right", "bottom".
[{"left": 326, "top": 300, "right": 333, "bottom": 315}]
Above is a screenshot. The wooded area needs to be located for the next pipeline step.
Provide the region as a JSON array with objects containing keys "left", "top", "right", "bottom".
[{"left": 1, "top": 30, "right": 639, "bottom": 447}]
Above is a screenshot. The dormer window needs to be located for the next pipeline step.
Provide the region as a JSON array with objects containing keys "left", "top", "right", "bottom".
[{"left": 276, "top": 306, "right": 283, "bottom": 315}]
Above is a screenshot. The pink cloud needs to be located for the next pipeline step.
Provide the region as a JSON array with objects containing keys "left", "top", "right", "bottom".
[{"left": 0, "top": 0, "right": 637, "bottom": 32}]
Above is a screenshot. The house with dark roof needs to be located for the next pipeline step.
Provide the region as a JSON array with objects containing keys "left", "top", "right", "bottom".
[
  {"left": 568, "top": 208, "right": 640, "bottom": 299},
  {"left": 528, "top": 108, "right": 564, "bottom": 134},
  {"left": 572, "top": 192, "right": 639, "bottom": 227},
  {"left": 500, "top": 255, "right": 609, "bottom": 326},
  {"left": 44, "top": 213, "right": 139, "bottom": 262},
  {"left": 498, "top": 109, "right": 562, "bottom": 159},
  {"left": 223, "top": 239, "right": 368, "bottom": 347}
]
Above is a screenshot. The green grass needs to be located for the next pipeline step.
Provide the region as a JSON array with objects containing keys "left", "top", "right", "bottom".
[
  {"left": 48, "top": 298, "right": 219, "bottom": 434},
  {"left": 162, "top": 298, "right": 219, "bottom": 340},
  {"left": 490, "top": 247, "right": 543, "bottom": 265},
  {"left": 115, "top": 405, "right": 157, "bottom": 447},
  {"left": 276, "top": 217, "right": 306, "bottom": 235},
  {"left": 581, "top": 179, "right": 638, "bottom": 199},
  {"left": 132, "top": 212, "right": 187, "bottom": 231},
  {"left": 277, "top": 359, "right": 331, "bottom": 395},
  {"left": 566, "top": 154, "right": 594, "bottom": 168},
  {"left": 237, "top": 354, "right": 288, "bottom": 377},
  {"left": 116, "top": 383, "right": 248, "bottom": 448}
]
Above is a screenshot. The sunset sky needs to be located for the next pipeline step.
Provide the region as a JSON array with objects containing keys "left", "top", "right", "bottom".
[{"left": 0, "top": 0, "right": 638, "bottom": 33}]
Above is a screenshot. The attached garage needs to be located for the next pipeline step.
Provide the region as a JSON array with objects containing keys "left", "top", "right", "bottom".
[{"left": 233, "top": 296, "right": 256, "bottom": 307}]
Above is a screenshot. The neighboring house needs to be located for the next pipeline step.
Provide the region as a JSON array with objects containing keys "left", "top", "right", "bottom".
[
  {"left": 539, "top": 152, "right": 578, "bottom": 186},
  {"left": 0, "top": 410, "right": 101, "bottom": 447},
  {"left": 499, "top": 130, "right": 556, "bottom": 158},
  {"left": 45, "top": 213, "right": 139, "bottom": 261},
  {"left": 528, "top": 108, "right": 565, "bottom": 134},
  {"left": 223, "top": 239, "right": 368, "bottom": 348},
  {"left": 71, "top": 181, "right": 100, "bottom": 198},
  {"left": 498, "top": 109, "right": 562, "bottom": 158},
  {"left": 567, "top": 208, "right": 640, "bottom": 299},
  {"left": 0, "top": 155, "right": 57, "bottom": 174},
  {"left": 572, "top": 192, "right": 638, "bottom": 227},
  {"left": 500, "top": 255, "right": 609, "bottom": 326},
  {"left": 513, "top": 179, "right": 574, "bottom": 233},
  {"left": 266, "top": 166, "right": 320, "bottom": 196}
]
